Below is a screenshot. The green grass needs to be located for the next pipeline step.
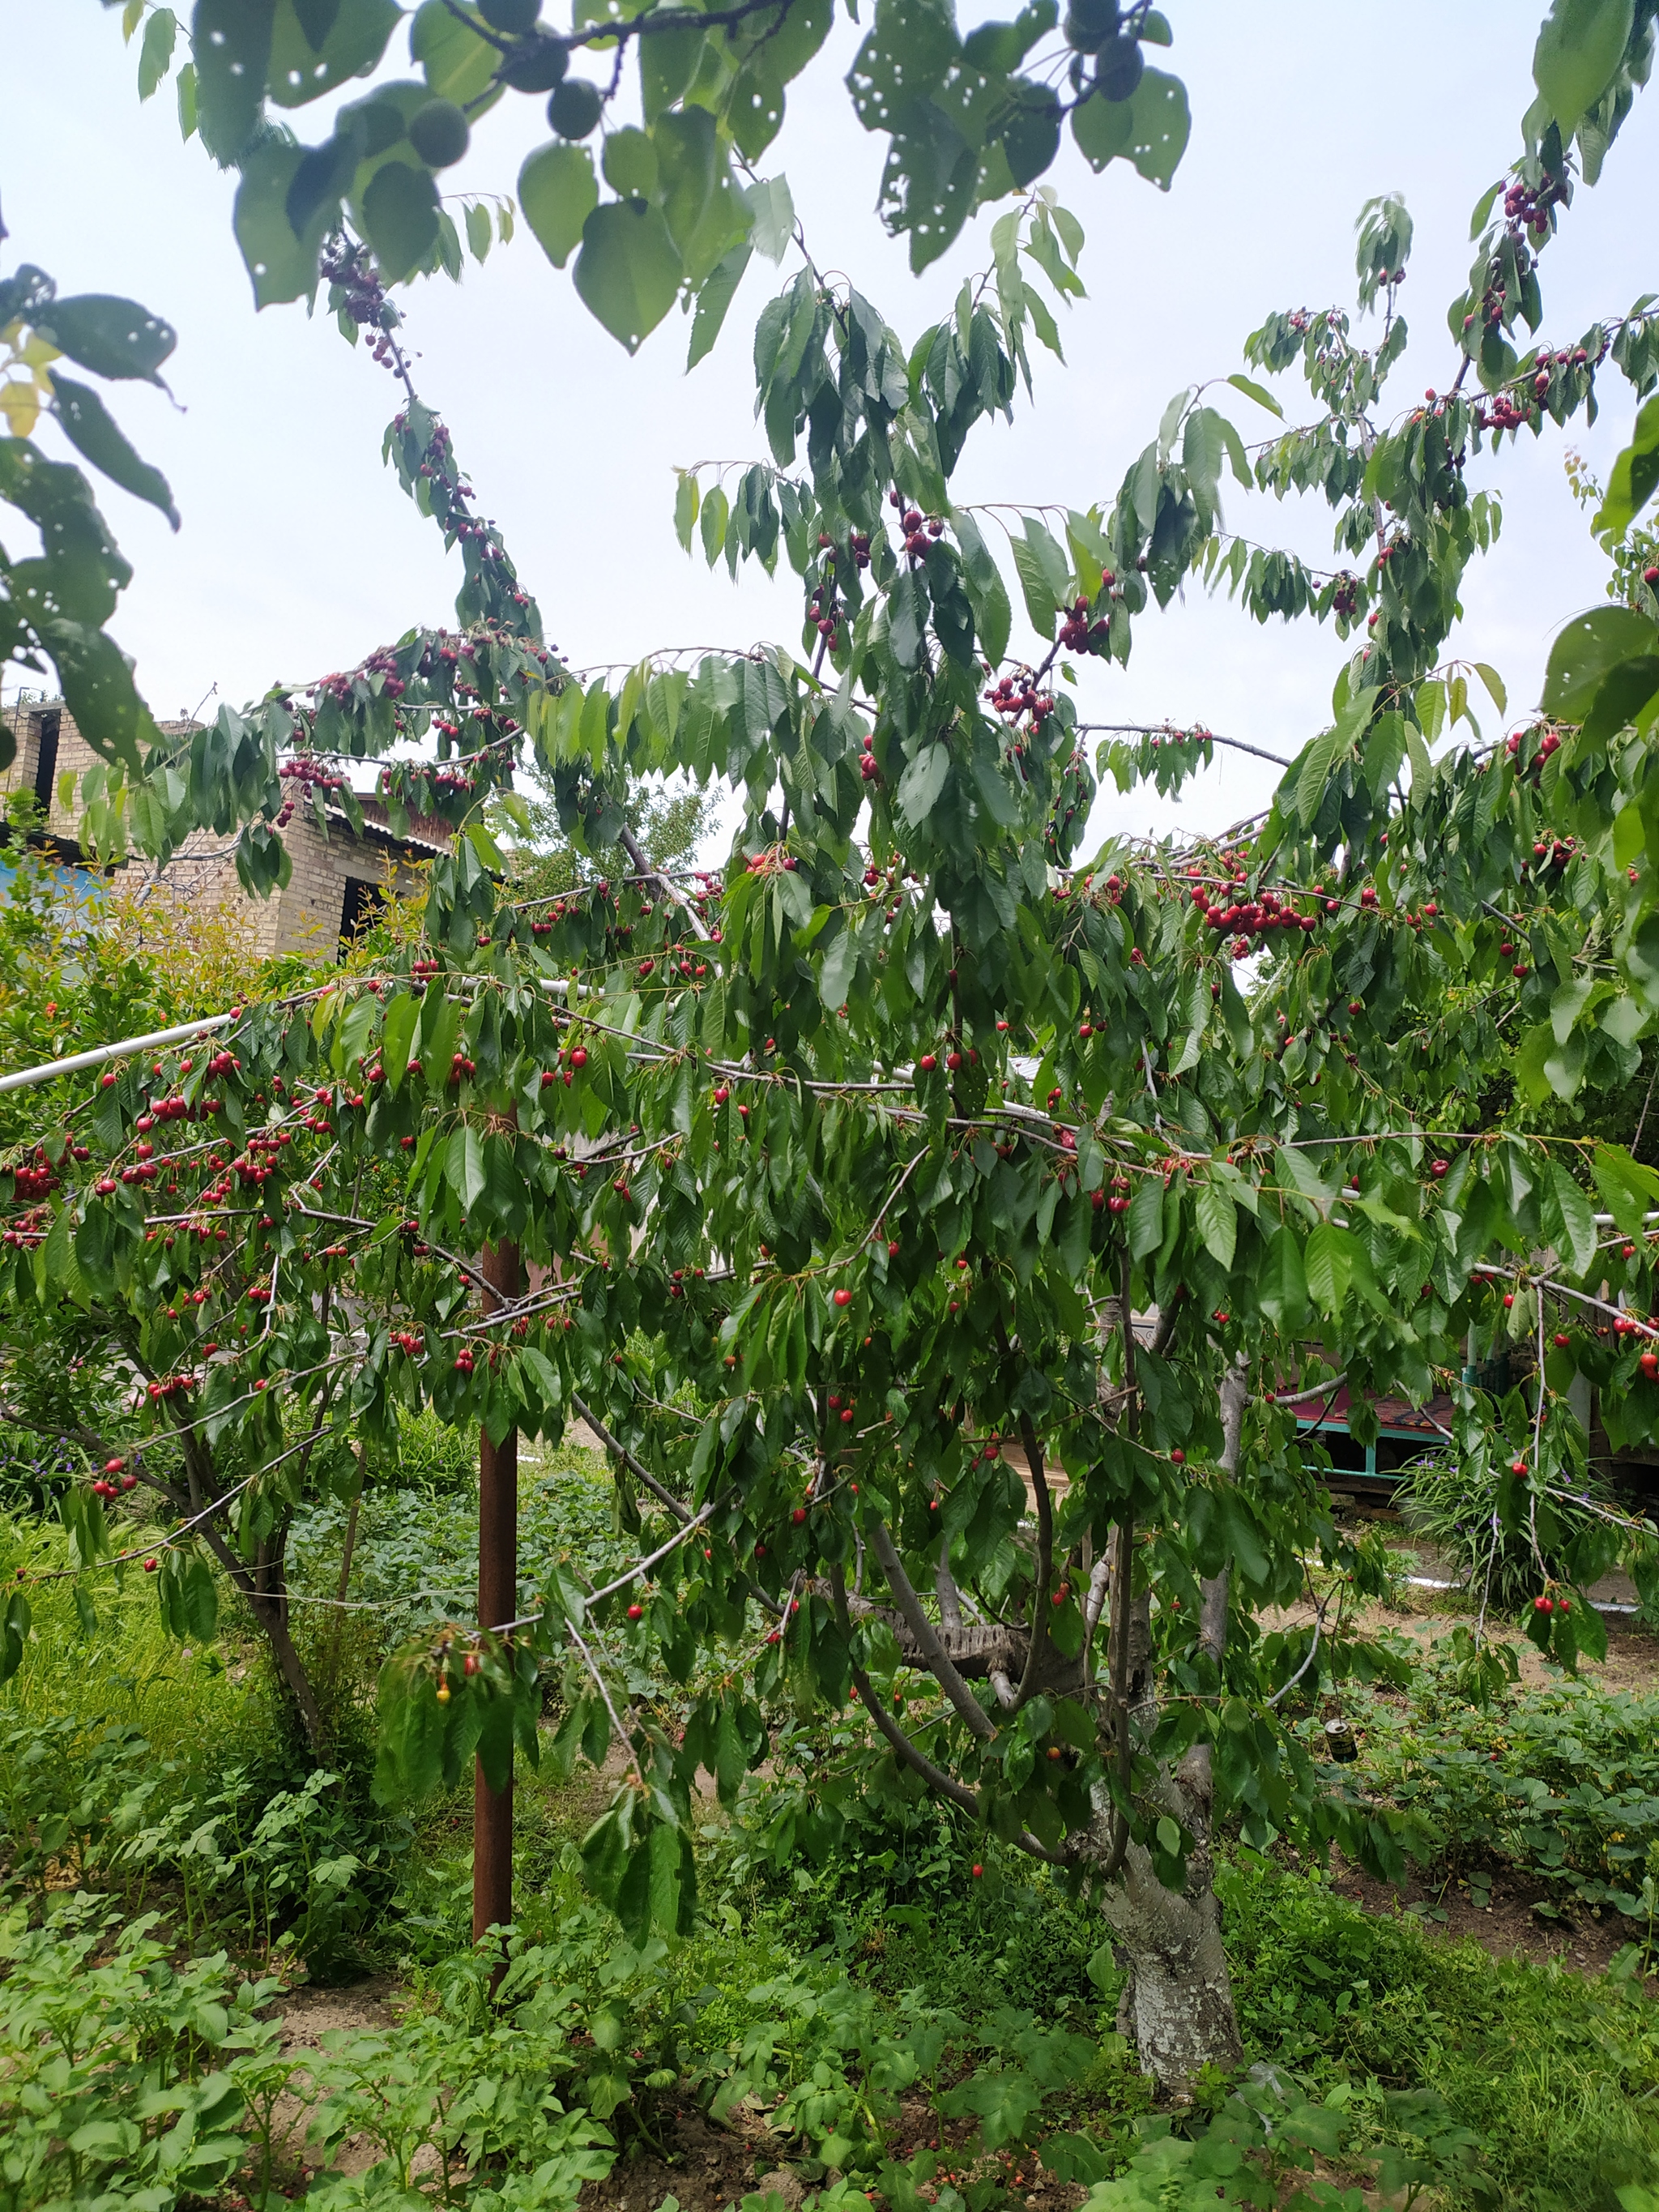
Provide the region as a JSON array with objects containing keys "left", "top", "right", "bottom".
[
  {"left": 0, "top": 1505, "right": 261, "bottom": 1764},
  {"left": 1220, "top": 1848, "right": 1659, "bottom": 2210}
]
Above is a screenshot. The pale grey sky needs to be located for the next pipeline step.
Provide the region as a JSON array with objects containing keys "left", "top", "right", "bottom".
[{"left": 4, "top": 2, "right": 1654, "bottom": 851}]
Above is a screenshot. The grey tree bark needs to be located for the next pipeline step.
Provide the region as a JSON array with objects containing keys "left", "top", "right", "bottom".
[
  {"left": 843, "top": 1351, "right": 1254, "bottom": 2093},
  {"left": 1091, "top": 1356, "right": 1251, "bottom": 2091}
]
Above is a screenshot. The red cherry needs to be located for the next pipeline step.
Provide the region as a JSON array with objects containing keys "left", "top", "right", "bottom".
[
  {"left": 714, "top": 1084, "right": 730, "bottom": 1104},
  {"left": 1554, "top": 1333, "right": 1571, "bottom": 1348},
  {"left": 1171, "top": 1449, "right": 1185, "bottom": 1466},
  {"left": 569, "top": 1046, "right": 587, "bottom": 1069},
  {"left": 833, "top": 1287, "right": 853, "bottom": 1308},
  {"left": 970, "top": 1863, "right": 983, "bottom": 1879},
  {"left": 919, "top": 1054, "right": 937, "bottom": 1072},
  {"left": 792, "top": 1507, "right": 808, "bottom": 1524},
  {"left": 1533, "top": 1595, "right": 1552, "bottom": 1613},
  {"left": 143, "top": 1557, "right": 158, "bottom": 1573},
  {"left": 627, "top": 1602, "right": 644, "bottom": 1621}
]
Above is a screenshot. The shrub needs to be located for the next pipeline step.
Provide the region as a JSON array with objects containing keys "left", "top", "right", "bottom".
[{"left": 1397, "top": 1445, "right": 1623, "bottom": 1611}]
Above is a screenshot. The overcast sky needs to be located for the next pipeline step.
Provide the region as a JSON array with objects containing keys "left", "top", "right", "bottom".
[{"left": 4, "top": 2, "right": 1654, "bottom": 852}]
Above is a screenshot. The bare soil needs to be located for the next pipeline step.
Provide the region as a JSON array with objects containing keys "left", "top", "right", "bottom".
[
  {"left": 574, "top": 2099, "right": 1090, "bottom": 2212},
  {"left": 1321, "top": 1847, "right": 1646, "bottom": 1975},
  {"left": 267, "top": 1975, "right": 401, "bottom": 2181}
]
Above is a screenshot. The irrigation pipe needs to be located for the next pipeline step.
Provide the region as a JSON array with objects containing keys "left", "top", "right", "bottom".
[{"left": 0, "top": 1014, "right": 237, "bottom": 1095}]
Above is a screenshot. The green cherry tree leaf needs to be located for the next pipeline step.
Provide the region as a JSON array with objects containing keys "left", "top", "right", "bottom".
[
  {"left": 1541, "top": 605, "right": 1659, "bottom": 721},
  {"left": 1593, "top": 391, "right": 1659, "bottom": 547},
  {"left": 233, "top": 139, "right": 339, "bottom": 306},
  {"left": 411, "top": 0, "right": 505, "bottom": 106},
  {"left": 191, "top": 0, "right": 277, "bottom": 163},
  {"left": 267, "top": 0, "right": 402, "bottom": 108},
  {"left": 687, "top": 242, "right": 753, "bottom": 368},
  {"left": 137, "top": 6, "right": 178, "bottom": 98},
  {"left": 1533, "top": 0, "right": 1634, "bottom": 135},
  {"left": 33, "top": 294, "right": 177, "bottom": 385},
  {"left": 49, "top": 379, "right": 180, "bottom": 529},
  {"left": 521, "top": 143, "right": 599, "bottom": 270},
  {"left": 574, "top": 200, "right": 684, "bottom": 354},
  {"left": 1070, "top": 88, "right": 1135, "bottom": 172},
  {"left": 1123, "top": 66, "right": 1191, "bottom": 189},
  {"left": 360, "top": 161, "right": 441, "bottom": 284}
]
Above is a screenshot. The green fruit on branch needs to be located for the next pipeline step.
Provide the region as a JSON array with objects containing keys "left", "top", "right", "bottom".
[
  {"left": 504, "top": 31, "right": 569, "bottom": 91},
  {"left": 1094, "top": 32, "right": 1144, "bottom": 101},
  {"left": 480, "top": 0, "right": 541, "bottom": 32},
  {"left": 409, "top": 100, "right": 471, "bottom": 169},
  {"left": 1064, "top": 0, "right": 1120, "bottom": 49},
  {"left": 548, "top": 77, "right": 602, "bottom": 138}
]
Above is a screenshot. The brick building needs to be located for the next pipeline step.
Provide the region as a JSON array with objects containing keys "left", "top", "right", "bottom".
[{"left": 0, "top": 697, "right": 449, "bottom": 957}]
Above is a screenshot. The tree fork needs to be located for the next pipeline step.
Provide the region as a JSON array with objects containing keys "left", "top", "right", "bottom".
[{"left": 475, "top": 1231, "right": 520, "bottom": 1973}]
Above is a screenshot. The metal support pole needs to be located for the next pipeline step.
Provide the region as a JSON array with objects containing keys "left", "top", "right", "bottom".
[{"left": 474, "top": 1232, "right": 519, "bottom": 1967}]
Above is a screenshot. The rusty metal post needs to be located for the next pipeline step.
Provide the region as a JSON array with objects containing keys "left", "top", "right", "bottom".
[{"left": 474, "top": 1232, "right": 519, "bottom": 1961}]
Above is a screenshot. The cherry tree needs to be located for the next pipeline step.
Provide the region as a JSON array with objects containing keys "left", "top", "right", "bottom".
[{"left": 5, "top": 0, "right": 1659, "bottom": 2091}]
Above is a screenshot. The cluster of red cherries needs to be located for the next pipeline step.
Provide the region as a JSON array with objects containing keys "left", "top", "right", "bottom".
[
  {"left": 1188, "top": 876, "right": 1323, "bottom": 954},
  {"left": 1059, "top": 596, "right": 1111, "bottom": 653},
  {"left": 983, "top": 672, "right": 1058, "bottom": 731},
  {"left": 89, "top": 1456, "right": 138, "bottom": 1499},
  {"left": 888, "top": 488, "right": 945, "bottom": 558}
]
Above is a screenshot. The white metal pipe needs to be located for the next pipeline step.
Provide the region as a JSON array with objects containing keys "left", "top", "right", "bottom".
[{"left": 0, "top": 1012, "right": 237, "bottom": 1095}]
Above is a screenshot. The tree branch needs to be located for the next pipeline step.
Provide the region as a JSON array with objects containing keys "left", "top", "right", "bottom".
[
  {"left": 1204, "top": 1357, "right": 1251, "bottom": 1668},
  {"left": 830, "top": 1564, "right": 983, "bottom": 1813},
  {"left": 866, "top": 1521, "right": 995, "bottom": 1740},
  {"left": 1012, "top": 1414, "right": 1054, "bottom": 1704},
  {"left": 935, "top": 1536, "right": 963, "bottom": 1631},
  {"left": 616, "top": 822, "right": 711, "bottom": 944}
]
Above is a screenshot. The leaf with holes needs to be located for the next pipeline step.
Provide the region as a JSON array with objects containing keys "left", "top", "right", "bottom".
[
  {"left": 574, "top": 201, "right": 684, "bottom": 354},
  {"left": 268, "top": 0, "right": 401, "bottom": 109}
]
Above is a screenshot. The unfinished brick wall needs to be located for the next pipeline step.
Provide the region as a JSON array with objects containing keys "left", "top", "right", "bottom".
[{"left": 0, "top": 700, "right": 446, "bottom": 956}]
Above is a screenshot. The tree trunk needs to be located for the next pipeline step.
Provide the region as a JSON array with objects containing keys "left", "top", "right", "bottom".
[
  {"left": 194, "top": 1512, "right": 325, "bottom": 1752},
  {"left": 249, "top": 1586, "right": 326, "bottom": 1751},
  {"left": 1093, "top": 1358, "right": 1250, "bottom": 2092},
  {"left": 1097, "top": 1741, "right": 1243, "bottom": 2091}
]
